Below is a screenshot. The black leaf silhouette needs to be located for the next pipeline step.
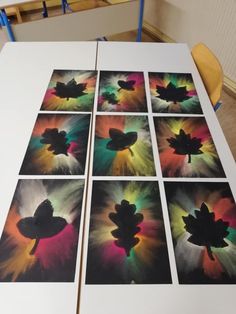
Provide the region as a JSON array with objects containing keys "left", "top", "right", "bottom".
[
  {"left": 156, "top": 82, "right": 191, "bottom": 103},
  {"left": 183, "top": 202, "right": 229, "bottom": 260},
  {"left": 167, "top": 129, "right": 203, "bottom": 163},
  {"left": 40, "top": 128, "right": 70, "bottom": 156},
  {"left": 53, "top": 78, "right": 87, "bottom": 100},
  {"left": 102, "top": 91, "right": 119, "bottom": 105},
  {"left": 106, "top": 128, "right": 137, "bottom": 156},
  {"left": 118, "top": 80, "right": 136, "bottom": 91},
  {"left": 109, "top": 199, "right": 144, "bottom": 256},
  {"left": 17, "top": 199, "right": 67, "bottom": 255}
]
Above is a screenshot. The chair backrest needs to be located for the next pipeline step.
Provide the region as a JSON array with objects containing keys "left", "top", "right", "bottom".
[{"left": 191, "top": 43, "right": 223, "bottom": 107}]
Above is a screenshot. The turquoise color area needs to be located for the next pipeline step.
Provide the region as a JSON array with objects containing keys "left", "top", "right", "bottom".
[
  {"left": 30, "top": 137, "right": 43, "bottom": 150},
  {"left": 226, "top": 227, "right": 236, "bottom": 244},
  {"left": 66, "top": 115, "right": 90, "bottom": 142},
  {"left": 93, "top": 138, "right": 116, "bottom": 175}
]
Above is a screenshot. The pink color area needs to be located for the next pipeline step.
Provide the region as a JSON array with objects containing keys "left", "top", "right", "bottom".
[
  {"left": 43, "top": 88, "right": 55, "bottom": 102},
  {"left": 127, "top": 72, "right": 144, "bottom": 87},
  {"left": 139, "top": 220, "right": 161, "bottom": 238},
  {"left": 35, "top": 224, "right": 78, "bottom": 270},
  {"left": 67, "top": 141, "right": 82, "bottom": 156},
  {"left": 101, "top": 240, "right": 126, "bottom": 264},
  {"left": 187, "top": 90, "right": 197, "bottom": 96}
]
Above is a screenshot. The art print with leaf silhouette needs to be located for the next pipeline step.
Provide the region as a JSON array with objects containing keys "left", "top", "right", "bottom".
[
  {"left": 149, "top": 72, "right": 202, "bottom": 114},
  {"left": 0, "top": 179, "right": 84, "bottom": 282},
  {"left": 86, "top": 181, "right": 171, "bottom": 284},
  {"left": 41, "top": 70, "right": 97, "bottom": 111},
  {"left": 154, "top": 117, "right": 225, "bottom": 177},
  {"left": 165, "top": 181, "right": 236, "bottom": 284},
  {"left": 93, "top": 115, "right": 156, "bottom": 176},
  {"left": 20, "top": 113, "right": 90, "bottom": 175},
  {"left": 98, "top": 71, "right": 147, "bottom": 112}
]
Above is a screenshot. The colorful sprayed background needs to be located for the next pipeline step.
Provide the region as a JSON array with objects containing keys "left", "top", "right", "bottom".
[
  {"left": 149, "top": 72, "right": 202, "bottom": 114},
  {"left": 165, "top": 182, "right": 236, "bottom": 284},
  {"left": 93, "top": 115, "right": 156, "bottom": 176},
  {"left": 154, "top": 117, "right": 225, "bottom": 177},
  {"left": 98, "top": 71, "right": 147, "bottom": 112},
  {"left": 0, "top": 179, "right": 84, "bottom": 282},
  {"left": 41, "top": 70, "right": 97, "bottom": 112},
  {"left": 86, "top": 181, "right": 171, "bottom": 284},
  {"left": 20, "top": 113, "right": 91, "bottom": 175}
]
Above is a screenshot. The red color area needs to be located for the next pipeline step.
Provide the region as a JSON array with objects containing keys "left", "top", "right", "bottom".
[
  {"left": 160, "top": 148, "right": 185, "bottom": 175},
  {"left": 149, "top": 77, "right": 164, "bottom": 90},
  {"left": 43, "top": 89, "right": 54, "bottom": 102},
  {"left": 35, "top": 224, "right": 78, "bottom": 269},
  {"left": 202, "top": 248, "right": 223, "bottom": 279},
  {"left": 95, "top": 115, "right": 126, "bottom": 138},
  {"left": 213, "top": 198, "right": 236, "bottom": 228},
  {"left": 187, "top": 90, "right": 197, "bottom": 96},
  {"left": 127, "top": 72, "right": 144, "bottom": 87},
  {"left": 139, "top": 219, "right": 161, "bottom": 238}
]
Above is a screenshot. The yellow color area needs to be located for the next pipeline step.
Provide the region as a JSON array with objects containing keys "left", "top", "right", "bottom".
[
  {"left": 111, "top": 139, "right": 155, "bottom": 176},
  {"left": 0, "top": 240, "right": 36, "bottom": 282},
  {"left": 169, "top": 203, "right": 186, "bottom": 239},
  {"left": 123, "top": 181, "right": 140, "bottom": 205},
  {"left": 134, "top": 234, "right": 162, "bottom": 266},
  {"left": 34, "top": 146, "right": 54, "bottom": 174},
  {"left": 191, "top": 43, "right": 223, "bottom": 107}
]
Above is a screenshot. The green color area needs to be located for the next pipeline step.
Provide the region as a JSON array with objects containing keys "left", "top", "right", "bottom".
[{"left": 93, "top": 138, "right": 116, "bottom": 175}]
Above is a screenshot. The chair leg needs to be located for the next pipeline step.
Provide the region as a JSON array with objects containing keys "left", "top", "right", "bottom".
[{"left": 15, "top": 7, "right": 22, "bottom": 24}]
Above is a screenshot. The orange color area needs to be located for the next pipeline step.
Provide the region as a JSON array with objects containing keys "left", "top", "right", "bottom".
[
  {"left": 33, "top": 146, "right": 54, "bottom": 173},
  {"left": 95, "top": 115, "right": 125, "bottom": 138},
  {"left": 202, "top": 248, "right": 223, "bottom": 279},
  {"left": 32, "top": 115, "right": 67, "bottom": 136},
  {"left": 0, "top": 206, "right": 37, "bottom": 281}
]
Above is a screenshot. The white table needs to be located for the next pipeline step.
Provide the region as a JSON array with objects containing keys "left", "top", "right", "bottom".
[{"left": 0, "top": 42, "right": 235, "bottom": 314}]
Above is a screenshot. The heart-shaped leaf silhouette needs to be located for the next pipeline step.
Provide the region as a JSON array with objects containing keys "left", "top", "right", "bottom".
[
  {"left": 118, "top": 80, "right": 136, "bottom": 91},
  {"left": 40, "top": 128, "right": 70, "bottom": 156},
  {"left": 183, "top": 202, "right": 229, "bottom": 260},
  {"left": 17, "top": 199, "right": 67, "bottom": 255},
  {"left": 109, "top": 199, "right": 144, "bottom": 256},
  {"left": 53, "top": 78, "right": 87, "bottom": 100},
  {"left": 167, "top": 129, "right": 203, "bottom": 163},
  {"left": 156, "top": 82, "right": 191, "bottom": 103},
  {"left": 106, "top": 128, "right": 137, "bottom": 156}
]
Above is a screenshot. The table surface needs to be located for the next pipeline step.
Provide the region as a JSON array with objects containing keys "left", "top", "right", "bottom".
[
  {"left": 0, "top": 0, "right": 45, "bottom": 9},
  {"left": 0, "top": 42, "right": 235, "bottom": 314}
]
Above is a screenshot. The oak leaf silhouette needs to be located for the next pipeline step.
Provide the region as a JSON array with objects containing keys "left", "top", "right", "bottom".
[
  {"left": 109, "top": 200, "right": 144, "bottom": 256},
  {"left": 40, "top": 128, "right": 70, "bottom": 156},
  {"left": 53, "top": 78, "right": 87, "bottom": 100},
  {"left": 183, "top": 202, "right": 229, "bottom": 260},
  {"left": 17, "top": 199, "right": 67, "bottom": 255},
  {"left": 156, "top": 82, "right": 191, "bottom": 103},
  {"left": 118, "top": 80, "right": 136, "bottom": 91},
  {"left": 102, "top": 91, "right": 119, "bottom": 105},
  {"left": 106, "top": 128, "right": 137, "bottom": 156},
  {"left": 167, "top": 128, "right": 203, "bottom": 163}
]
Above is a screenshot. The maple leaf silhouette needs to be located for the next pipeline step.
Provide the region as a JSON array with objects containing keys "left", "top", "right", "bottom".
[
  {"left": 106, "top": 128, "right": 137, "bottom": 156},
  {"left": 167, "top": 129, "right": 203, "bottom": 163},
  {"left": 118, "top": 80, "right": 136, "bottom": 91},
  {"left": 53, "top": 78, "right": 87, "bottom": 100},
  {"left": 109, "top": 199, "right": 144, "bottom": 256},
  {"left": 40, "top": 128, "right": 70, "bottom": 156},
  {"left": 102, "top": 91, "right": 119, "bottom": 105},
  {"left": 183, "top": 202, "right": 229, "bottom": 260},
  {"left": 156, "top": 82, "right": 191, "bottom": 103}
]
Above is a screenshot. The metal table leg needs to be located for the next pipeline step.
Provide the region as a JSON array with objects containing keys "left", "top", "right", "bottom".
[
  {"left": 0, "top": 9, "right": 15, "bottom": 42},
  {"left": 42, "top": 1, "right": 48, "bottom": 18},
  {"left": 61, "top": 0, "right": 72, "bottom": 14},
  {"left": 136, "top": 0, "right": 144, "bottom": 42}
]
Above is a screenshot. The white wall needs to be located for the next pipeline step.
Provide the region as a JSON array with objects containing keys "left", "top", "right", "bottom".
[{"left": 144, "top": 0, "right": 236, "bottom": 82}]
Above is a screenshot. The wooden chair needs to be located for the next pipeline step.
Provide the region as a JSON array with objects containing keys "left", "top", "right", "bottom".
[{"left": 191, "top": 43, "right": 223, "bottom": 111}]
